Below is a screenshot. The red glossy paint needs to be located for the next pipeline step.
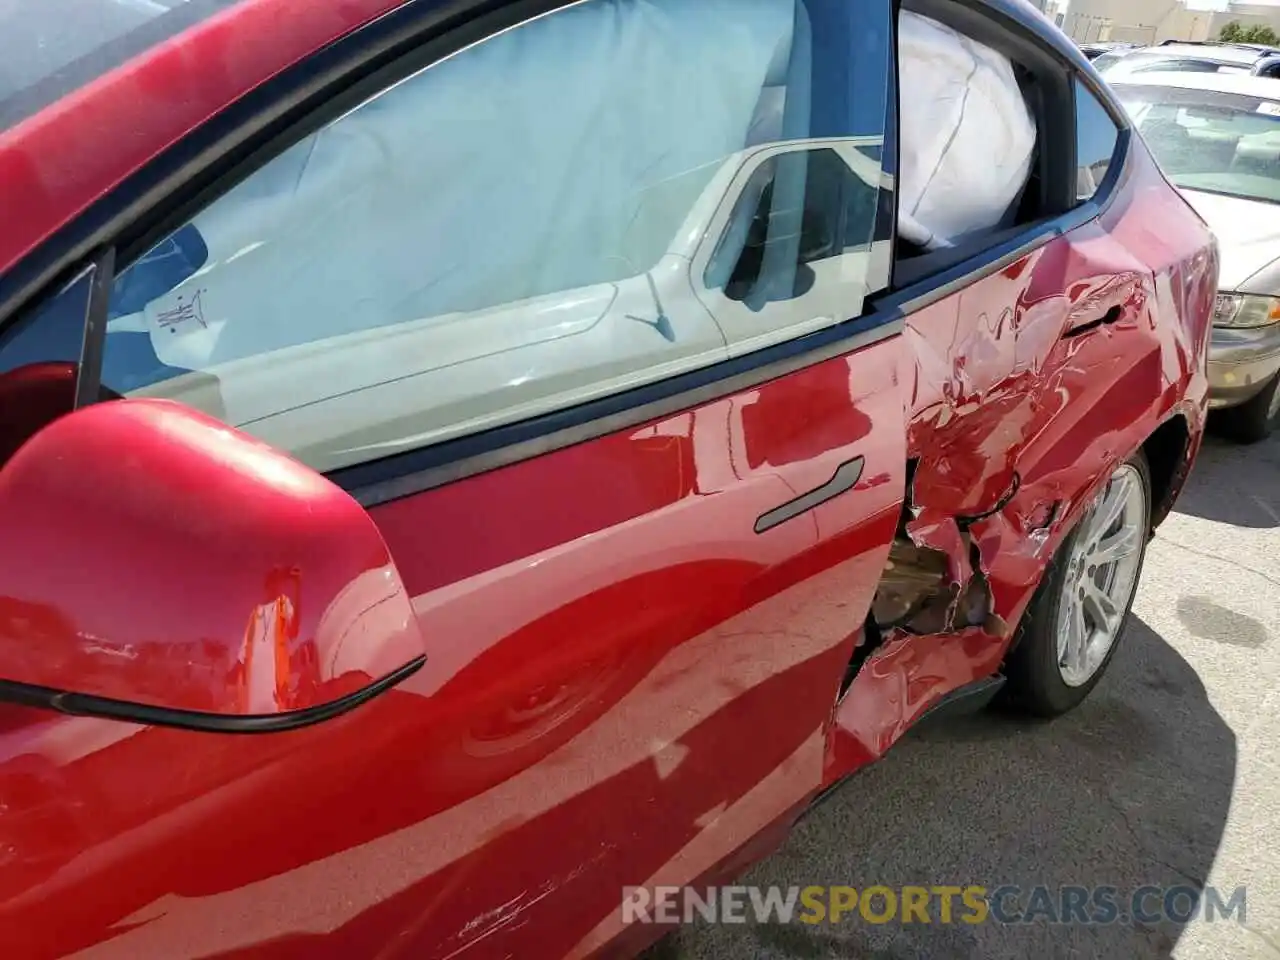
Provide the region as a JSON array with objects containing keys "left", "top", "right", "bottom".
[
  {"left": 0, "top": 361, "right": 78, "bottom": 466},
  {"left": 0, "top": 2, "right": 1219, "bottom": 959},
  {"left": 0, "top": 399, "right": 424, "bottom": 716},
  {"left": 0, "top": 345, "right": 905, "bottom": 959}
]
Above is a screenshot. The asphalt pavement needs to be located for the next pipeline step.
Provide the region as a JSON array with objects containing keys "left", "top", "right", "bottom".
[{"left": 643, "top": 425, "right": 1280, "bottom": 960}]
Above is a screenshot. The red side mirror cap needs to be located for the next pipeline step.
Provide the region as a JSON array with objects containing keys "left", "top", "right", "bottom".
[{"left": 0, "top": 399, "right": 425, "bottom": 732}]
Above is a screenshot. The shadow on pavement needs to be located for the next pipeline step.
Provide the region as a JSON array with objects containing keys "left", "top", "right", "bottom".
[
  {"left": 643, "top": 613, "right": 1236, "bottom": 959},
  {"left": 1173, "top": 427, "right": 1280, "bottom": 529}
]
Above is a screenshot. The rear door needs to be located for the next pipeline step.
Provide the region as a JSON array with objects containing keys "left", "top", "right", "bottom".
[
  {"left": 830, "top": 0, "right": 1165, "bottom": 758},
  {"left": 0, "top": 1, "right": 905, "bottom": 957}
]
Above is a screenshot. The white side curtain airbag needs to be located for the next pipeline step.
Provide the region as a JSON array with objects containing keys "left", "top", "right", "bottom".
[
  {"left": 897, "top": 10, "right": 1036, "bottom": 249},
  {"left": 120, "top": 0, "right": 799, "bottom": 369}
]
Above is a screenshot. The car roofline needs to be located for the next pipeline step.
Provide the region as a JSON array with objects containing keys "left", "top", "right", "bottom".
[
  {"left": 0, "top": 0, "right": 425, "bottom": 290},
  {"left": 1115, "top": 44, "right": 1261, "bottom": 66},
  {"left": 0, "top": 0, "right": 1106, "bottom": 323},
  {"left": 1109, "top": 70, "right": 1280, "bottom": 99}
]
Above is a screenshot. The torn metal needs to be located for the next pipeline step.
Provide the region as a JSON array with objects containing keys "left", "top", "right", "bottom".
[{"left": 869, "top": 533, "right": 1008, "bottom": 639}]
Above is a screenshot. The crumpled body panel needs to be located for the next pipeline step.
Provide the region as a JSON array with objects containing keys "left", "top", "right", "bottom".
[{"left": 827, "top": 144, "right": 1217, "bottom": 775}]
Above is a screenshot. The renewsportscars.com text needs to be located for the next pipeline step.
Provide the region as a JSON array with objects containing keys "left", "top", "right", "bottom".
[{"left": 621, "top": 884, "right": 1247, "bottom": 927}]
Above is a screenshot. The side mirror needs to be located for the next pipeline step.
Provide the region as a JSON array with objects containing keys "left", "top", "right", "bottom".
[
  {"left": 0, "top": 362, "right": 79, "bottom": 468},
  {"left": 0, "top": 399, "right": 425, "bottom": 732}
]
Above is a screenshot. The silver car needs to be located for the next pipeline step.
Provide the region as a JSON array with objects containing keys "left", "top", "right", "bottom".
[
  {"left": 1112, "top": 71, "right": 1280, "bottom": 442},
  {"left": 1096, "top": 41, "right": 1280, "bottom": 80}
]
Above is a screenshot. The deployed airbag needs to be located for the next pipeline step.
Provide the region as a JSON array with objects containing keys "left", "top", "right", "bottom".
[
  {"left": 110, "top": 0, "right": 802, "bottom": 371},
  {"left": 897, "top": 11, "right": 1036, "bottom": 249}
]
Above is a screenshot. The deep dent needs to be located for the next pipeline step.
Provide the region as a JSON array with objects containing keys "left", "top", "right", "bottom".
[{"left": 824, "top": 173, "right": 1215, "bottom": 780}]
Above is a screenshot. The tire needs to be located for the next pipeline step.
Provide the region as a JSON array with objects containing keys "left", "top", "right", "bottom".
[
  {"left": 1003, "top": 451, "right": 1152, "bottom": 718},
  {"left": 1217, "top": 371, "right": 1280, "bottom": 445}
]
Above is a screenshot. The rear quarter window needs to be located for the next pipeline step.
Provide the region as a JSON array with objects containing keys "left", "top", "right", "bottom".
[{"left": 1075, "top": 79, "right": 1121, "bottom": 202}]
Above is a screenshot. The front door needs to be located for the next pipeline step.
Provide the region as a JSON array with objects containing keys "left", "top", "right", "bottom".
[{"left": 0, "top": 0, "right": 906, "bottom": 957}]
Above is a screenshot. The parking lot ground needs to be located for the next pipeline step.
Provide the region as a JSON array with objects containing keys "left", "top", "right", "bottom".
[{"left": 643, "top": 427, "right": 1280, "bottom": 960}]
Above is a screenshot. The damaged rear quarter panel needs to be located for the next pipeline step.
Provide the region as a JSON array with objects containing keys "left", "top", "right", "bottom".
[{"left": 825, "top": 145, "right": 1217, "bottom": 779}]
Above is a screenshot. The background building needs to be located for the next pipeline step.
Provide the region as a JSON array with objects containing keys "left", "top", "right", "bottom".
[{"left": 1062, "top": 0, "right": 1280, "bottom": 44}]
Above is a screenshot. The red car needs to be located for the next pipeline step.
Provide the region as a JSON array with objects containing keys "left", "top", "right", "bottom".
[{"left": 0, "top": 0, "right": 1216, "bottom": 957}]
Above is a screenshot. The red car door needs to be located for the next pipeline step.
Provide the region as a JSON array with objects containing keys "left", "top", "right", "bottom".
[
  {"left": 0, "top": 0, "right": 907, "bottom": 958},
  {"left": 0, "top": 351, "right": 905, "bottom": 960},
  {"left": 825, "top": 3, "right": 1212, "bottom": 764}
]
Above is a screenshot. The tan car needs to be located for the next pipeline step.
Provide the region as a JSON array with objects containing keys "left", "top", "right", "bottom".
[{"left": 1114, "top": 70, "right": 1280, "bottom": 442}]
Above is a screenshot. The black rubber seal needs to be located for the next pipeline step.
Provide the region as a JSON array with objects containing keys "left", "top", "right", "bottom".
[{"left": 0, "top": 654, "right": 425, "bottom": 734}]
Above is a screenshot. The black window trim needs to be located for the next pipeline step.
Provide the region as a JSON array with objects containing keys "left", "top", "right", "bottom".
[
  {"left": 0, "top": 0, "right": 1128, "bottom": 510},
  {"left": 73, "top": 246, "right": 116, "bottom": 408}
]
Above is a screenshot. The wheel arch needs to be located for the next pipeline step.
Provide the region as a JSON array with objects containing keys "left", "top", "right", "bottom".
[{"left": 1142, "top": 412, "right": 1194, "bottom": 531}]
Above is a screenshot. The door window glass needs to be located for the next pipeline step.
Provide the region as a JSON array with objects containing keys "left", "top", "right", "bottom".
[
  {"left": 708, "top": 147, "right": 880, "bottom": 306},
  {"left": 0, "top": 272, "right": 93, "bottom": 467},
  {"left": 0, "top": 274, "right": 89, "bottom": 378},
  {"left": 697, "top": 142, "right": 889, "bottom": 354},
  {"left": 84, "top": 0, "right": 892, "bottom": 473}
]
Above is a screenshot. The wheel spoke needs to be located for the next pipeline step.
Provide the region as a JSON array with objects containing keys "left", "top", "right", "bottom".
[
  {"left": 1082, "top": 584, "right": 1121, "bottom": 637},
  {"left": 1089, "top": 473, "right": 1131, "bottom": 542},
  {"left": 1092, "top": 525, "right": 1142, "bottom": 566},
  {"left": 1054, "top": 464, "right": 1146, "bottom": 688},
  {"left": 1060, "top": 595, "right": 1087, "bottom": 671},
  {"left": 1073, "top": 600, "right": 1090, "bottom": 670}
]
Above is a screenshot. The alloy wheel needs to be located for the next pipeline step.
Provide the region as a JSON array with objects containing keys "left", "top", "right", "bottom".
[{"left": 1056, "top": 463, "right": 1147, "bottom": 687}]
